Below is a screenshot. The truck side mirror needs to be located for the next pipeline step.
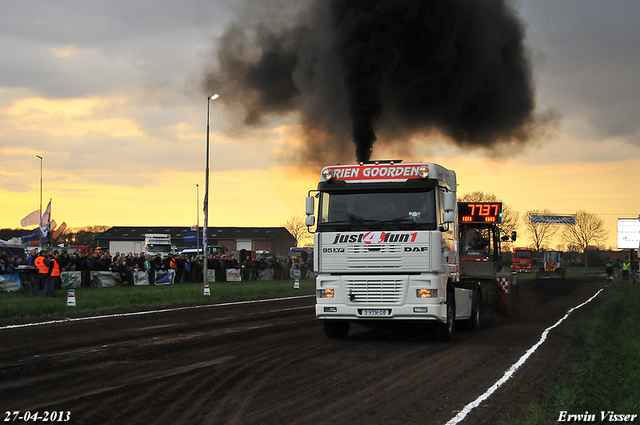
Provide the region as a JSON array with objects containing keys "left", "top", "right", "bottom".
[
  {"left": 306, "top": 216, "right": 315, "bottom": 227},
  {"left": 443, "top": 191, "right": 456, "bottom": 212},
  {"left": 443, "top": 211, "right": 455, "bottom": 224},
  {"left": 511, "top": 231, "right": 517, "bottom": 242},
  {"left": 305, "top": 196, "right": 315, "bottom": 216}
]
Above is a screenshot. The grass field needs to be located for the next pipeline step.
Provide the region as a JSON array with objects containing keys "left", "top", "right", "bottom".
[
  {"left": 503, "top": 275, "right": 640, "bottom": 424},
  {"left": 0, "top": 279, "right": 315, "bottom": 325},
  {"left": 0, "top": 265, "right": 605, "bottom": 324}
]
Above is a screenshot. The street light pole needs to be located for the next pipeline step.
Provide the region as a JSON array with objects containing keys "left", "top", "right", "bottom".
[
  {"left": 203, "top": 93, "right": 220, "bottom": 284},
  {"left": 36, "top": 155, "right": 43, "bottom": 247},
  {"left": 196, "top": 184, "right": 199, "bottom": 256}
]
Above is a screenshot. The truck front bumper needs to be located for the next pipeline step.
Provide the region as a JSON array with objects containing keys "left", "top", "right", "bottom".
[
  {"left": 315, "top": 273, "right": 447, "bottom": 323},
  {"left": 315, "top": 303, "right": 446, "bottom": 322}
]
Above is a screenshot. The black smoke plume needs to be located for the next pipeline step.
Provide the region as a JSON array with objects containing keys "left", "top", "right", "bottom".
[{"left": 205, "top": 0, "right": 549, "bottom": 163}]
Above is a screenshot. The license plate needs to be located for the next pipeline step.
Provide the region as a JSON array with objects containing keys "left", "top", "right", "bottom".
[{"left": 360, "top": 309, "right": 390, "bottom": 316}]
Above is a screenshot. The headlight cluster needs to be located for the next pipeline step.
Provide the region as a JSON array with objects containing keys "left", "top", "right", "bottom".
[
  {"left": 317, "top": 289, "right": 335, "bottom": 298},
  {"left": 416, "top": 288, "right": 438, "bottom": 298},
  {"left": 322, "top": 168, "right": 333, "bottom": 181}
]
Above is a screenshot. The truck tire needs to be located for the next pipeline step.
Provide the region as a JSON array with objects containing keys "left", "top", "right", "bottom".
[
  {"left": 323, "top": 320, "right": 350, "bottom": 338},
  {"left": 436, "top": 295, "right": 455, "bottom": 341}
]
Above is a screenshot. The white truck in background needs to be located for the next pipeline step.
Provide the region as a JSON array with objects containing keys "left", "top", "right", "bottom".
[
  {"left": 144, "top": 234, "right": 172, "bottom": 258},
  {"left": 109, "top": 240, "right": 144, "bottom": 255},
  {"left": 107, "top": 234, "right": 173, "bottom": 257},
  {"left": 305, "top": 161, "right": 481, "bottom": 339}
]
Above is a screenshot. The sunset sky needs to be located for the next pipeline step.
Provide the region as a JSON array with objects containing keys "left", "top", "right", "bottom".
[{"left": 1, "top": 0, "right": 639, "bottom": 249}]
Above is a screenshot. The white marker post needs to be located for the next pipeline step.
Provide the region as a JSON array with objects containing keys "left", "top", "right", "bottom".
[{"left": 66, "top": 289, "right": 76, "bottom": 307}]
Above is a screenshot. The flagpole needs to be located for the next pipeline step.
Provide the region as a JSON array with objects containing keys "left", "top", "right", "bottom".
[
  {"left": 203, "top": 93, "right": 219, "bottom": 285},
  {"left": 196, "top": 184, "right": 199, "bottom": 255},
  {"left": 48, "top": 198, "right": 52, "bottom": 248},
  {"left": 36, "top": 155, "right": 42, "bottom": 248}
]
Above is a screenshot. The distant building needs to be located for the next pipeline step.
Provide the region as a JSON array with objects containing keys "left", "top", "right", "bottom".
[{"left": 95, "top": 226, "right": 296, "bottom": 258}]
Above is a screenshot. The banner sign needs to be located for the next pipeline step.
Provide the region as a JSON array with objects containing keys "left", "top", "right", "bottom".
[
  {"left": 226, "top": 268, "right": 241, "bottom": 282},
  {"left": 206, "top": 269, "right": 215, "bottom": 283},
  {"left": 323, "top": 163, "right": 430, "bottom": 182},
  {"left": 133, "top": 271, "right": 149, "bottom": 286},
  {"left": 0, "top": 273, "right": 21, "bottom": 292},
  {"left": 21, "top": 228, "right": 40, "bottom": 243},
  {"left": 90, "top": 271, "right": 122, "bottom": 288},
  {"left": 618, "top": 219, "right": 640, "bottom": 250},
  {"left": 530, "top": 215, "right": 576, "bottom": 225},
  {"left": 61, "top": 271, "right": 82, "bottom": 289},
  {"left": 155, "top": 270, "right": 175, "bottom": 285},
  {"left": 290, "top": 268, "right": 301, "bottom": 279},
  {"left": 182, "top": 231, "right": 197, "bottom": 243}
]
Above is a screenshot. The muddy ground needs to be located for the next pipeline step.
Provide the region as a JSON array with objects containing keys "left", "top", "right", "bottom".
[{"left": 0, "top": 275, "right": 606, "bottom": 425}]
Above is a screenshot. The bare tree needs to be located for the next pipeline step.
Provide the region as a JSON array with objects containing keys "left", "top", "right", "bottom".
[
  {"left": 57, "top": 225, "right": 110, "bottom": 246},
  {"left": 522, "top": 209, "right": 558, "bottom": 252},
  {"left": 459, "top": 191, "right": 519, "bottom": 250},
  {"left": 560, "top": 210, "right": 608, "bottom": 267},
  {"left": 282, "top": 216, "right": 313, "bottom": 247}
]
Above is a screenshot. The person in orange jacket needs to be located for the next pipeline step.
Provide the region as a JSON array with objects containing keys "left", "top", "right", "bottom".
[
  {"left": 45, "top": 252, "right": 60, "bottom": 298},
  {"left": 34, "top": 250, "right": 49, "bottom": 296}
]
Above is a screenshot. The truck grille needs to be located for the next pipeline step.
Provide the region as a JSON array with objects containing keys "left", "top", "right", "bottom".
[
  {"left": 346, "top": 245, "right": 402, "bottom": 269},
  {"left": 319, "top": 237, "right": 430, "bottom": 273},
  {"left": 344, "top": 278, "right": 405, "bottom": 304}
]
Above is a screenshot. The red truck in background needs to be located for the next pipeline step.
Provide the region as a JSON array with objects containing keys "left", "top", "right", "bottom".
[{"left": 512, "top": 247, "right": 533, "bottom": 273}]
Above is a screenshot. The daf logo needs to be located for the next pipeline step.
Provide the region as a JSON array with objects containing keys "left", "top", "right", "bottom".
[{"left": 404, "top": 247, "right": 429, "bottom": 252}]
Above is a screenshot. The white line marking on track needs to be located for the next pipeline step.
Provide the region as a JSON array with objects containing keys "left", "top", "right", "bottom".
[
  {"left": 0, "top": 295, "right": 315, "bottom": 331},
  {"left": 444, "top": 287, "right": 605, "bottom": 425}
]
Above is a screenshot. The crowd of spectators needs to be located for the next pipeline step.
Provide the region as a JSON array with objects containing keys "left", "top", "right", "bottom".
[
  {"left": 0, "top": 248, "right": 312, "bottom": 286},
  {"left": 0, "top": 250, "right": 24, "bottom": 273}
]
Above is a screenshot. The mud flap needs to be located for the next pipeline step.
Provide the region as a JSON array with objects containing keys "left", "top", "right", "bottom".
[{"left": 494, "top": 273, "right": 510, "bottom": 315}]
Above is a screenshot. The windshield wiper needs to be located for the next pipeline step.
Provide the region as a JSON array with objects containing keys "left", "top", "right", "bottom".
[
  {"left": 323, "top": 216, "right": 389, "bottom": 230},
  {"left": 382, "top": 216, "right": 421, "bottom": 228}
]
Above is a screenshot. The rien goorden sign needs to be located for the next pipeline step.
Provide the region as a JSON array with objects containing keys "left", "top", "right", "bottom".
[{"left": 326, "top": 164, "right": 426, "bottom": 181}]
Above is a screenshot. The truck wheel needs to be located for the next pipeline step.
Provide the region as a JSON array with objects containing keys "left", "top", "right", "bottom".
[
  {"left": 436, "top": 295, "right": 455, "bottom": 341},
  {"left": 469, "top": 289, "right": 481, "bottom": 331},
  {"left": 323, "top": 320, "right": 350, "bottom": 338}
]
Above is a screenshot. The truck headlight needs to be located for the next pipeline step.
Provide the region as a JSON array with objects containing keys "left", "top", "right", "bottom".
[
  {"left": 317, "top": 289, "right": 335, "bottom": 298},
  {"left": 416, "top": 288, "right": 437, "bottom": 298}
]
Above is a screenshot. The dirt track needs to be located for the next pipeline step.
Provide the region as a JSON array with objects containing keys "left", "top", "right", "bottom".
[{"left": 0, "top": 275, "right": 606, "bottom": 425}]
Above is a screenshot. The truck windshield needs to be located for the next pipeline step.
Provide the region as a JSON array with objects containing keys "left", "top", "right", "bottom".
[
  {"left": 514, "top": 250, "right": 532, "bottom": 259},
  {"left": 147, "top": 244, "right": 171, "bottom": 254},
  {"left": 210, "top": 246, "right": 225, "bottom": 255},
  {"left": 318, "top": 189, "right": 437, "bottom": 231}
]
